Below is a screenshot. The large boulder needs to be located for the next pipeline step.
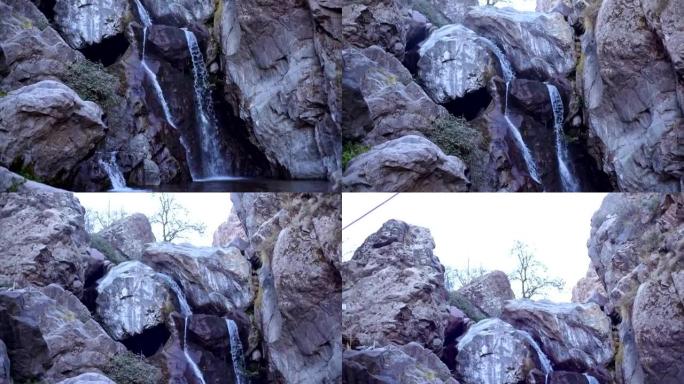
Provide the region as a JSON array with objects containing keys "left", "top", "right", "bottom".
[
  {"left": 456, "top": 270, "right": 515, "bottom": 317},
  {"left": 96, "top": 261, "right": 174, "bottom": 341},
  {"left": 212, "top": 207, "right": 247, "bottom": 248},
  {"left": 342, "top": 219, "right": 449, "bottom": 353},
  {"left": 456, "top": 318, "right": 548, "bottom": 384},
  {"left": 342, "top": 0, "right": 408, "bottom": 59},
  {"left": 501, "top": 300, "right": 614, "bottom": 377},
  {"left": 56, "top": 373, "right": 116, "bottom": 384},
  {"left": 0, "top": 182, "right": 92, "bottom": 296},
  {"left": 342, "top": 135, "right": 470, "bottom": 192},
  {"left": 96, "top": 213, "right": 155, "bottom": 260},
  {"left": 0, "top": 80, "right": 106, "bottom": 185},
  {"left": 343, "top": 342, "right": 458, "bottom": 384},
  {"left": 417, "top": 24, "right": 496, "bottom": 104},
  {"left": 53, "top": 0, "right": 129, "bottom": 49},
  {"left": 0, "top": 285, "right": 126, "bottom": 382},
  {"left": 415, "top": 0, "right": 477, "bottom": 24},
  {"left": 142, "top": 243, "right": 253, "bottom": 314},
  {"left": 0, "top": 339, "right": 8, "bottom": 384},
  {"left": 571, "top": 263, "right": 608, "bottom": 307},
  {"left": 465, "top": 6, "right": 576, "bottom": 80},
  {"left": 581, "top": 0, "right": 683, "bottom": 191},
  {"left": 140, "top": 0, "right": 215, "bottom": 25}
]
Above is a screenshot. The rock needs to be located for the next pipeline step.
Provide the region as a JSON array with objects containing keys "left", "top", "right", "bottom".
[
  {"left": 255, "top": 194, "right": 342, "bottom": 384},
  {"left": 343, "top": 342, "right": 458, "bottom": 384},
  {"left": 501, "top": 300, "right": 614, "bottom": 375},
  {"left": 140, "top": 0, "right": 215, "bottom": 25},
  {"left": 230, "top": 193, "right": 284, "bottom": 240},
  {"left": 95, "top": 261, "right": 174, "bottom": 341},
  {"left": 128, "top": 159, "right": 161, "bottom": 187},
  {"left": 456, "top": 270, "right": 515, "bottom": 317},
  {"left": 547, "top": 371, "right": 597, "bottom": 384},
  {"left": 0, "top": 339, "right": 9, "bottom": 384},
  {"left": 443, "top": 306, "right": 470, "bottom": 370},
  {"left": 342, "top": 135, "right": 470, "bottom": 192},
  {"left": 417, "top": 0, "right": 477, "bottom": 24},
  {"left": 0, "top": 285, "right": 125, "bottom": 382},
  {"left": 465, "top": 7, "right": 576, "bottom": 80},
  {"left": 0, "top": 183, "right": 91, "bottom": 296},
  {"left": 218, "top": 0, "right": 337, "bottom": 180},
  {"left": 342, "top": 0, "right": 408, "bottom": 59},
  {"left": 417, "top": 25, "right": 496, "bottom": 104},
  {"left": 53, "top": 0, "right": 129, "bottom": 49},
  {"left": 571, "top": 263, "right": 608, "bottom": 307},
  {"left": 96, "top": 213, "right": 155, "bottom": 261},
  {"left": 582, "top": 0, "right": 683, "bottom": 191},
  {"left": 641, "top": 0, "right": 684, "bottom": 81},
  {"left": 0, "top": 80, "right": 106, "bottom": 185},
  {"left": 455, "top": 318, "right": 545, "bottom": 384},
  {"left": 56, "top": 373, "right": 116, "bottom": 384},
  {"left": 342, "top": 46, "right": 449, "bottom": 144},
  {"left": 342, "top": 219, "right": 449, "bottom": 353},
  {"left": 142, "top": 243, "right": 253, "bottom": 314},
  {"left": 212, "top": 207, "right": 247, "bottom": 247}
]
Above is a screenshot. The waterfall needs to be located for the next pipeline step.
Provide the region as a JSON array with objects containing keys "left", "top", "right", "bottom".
[
  {"left": 584, "top": 374, "right": 600, "bottom": 384},
  {"left": 519, "top": 330, "right": 553, "bottom": 381},
  {"left": 545, "top": 83, "right": 580, "bottom": 191},
  {"left": 226, "top": 319, "right": 248, "bottom": 384},
  {"left": 98, "top": 152, "right": 128, "bottom": 191},
  {"left": 184, "top": 316, "right": 207, "bottom": 384},
  {"left": 182, "top": 28, "right": 228, "bottom": 179},
  {"left": 479, "top": 37, "right": 541, "bottom": 183}
]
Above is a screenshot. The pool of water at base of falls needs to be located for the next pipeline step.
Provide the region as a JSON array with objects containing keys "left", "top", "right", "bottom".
[{"left": 108, "top": 177, "right": 334, "bottom": 192}]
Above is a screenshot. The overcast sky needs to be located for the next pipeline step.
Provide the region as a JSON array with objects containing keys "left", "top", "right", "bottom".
[
  {"left": 342, "top": 193, "right": 607, "bottom": 302},
  {"left": 75, "top": 193, "right": 232, "bottom": 247}
]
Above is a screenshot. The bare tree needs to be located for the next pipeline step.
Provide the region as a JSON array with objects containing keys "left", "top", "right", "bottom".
[
  {"left": 85, "top": 201, "right": 129, "bottom": 233},
  {"left": 444, "top": 259, "right": 488, "bottom": 291},
  {"left": 482, "top": 0, "right": 509, "bottom": 6},
  {"left": 509, "top": 241, "right": 565, "bottom": 299},
  {"left": 151, "top": 193, "right": 206, "bottom": 242}
]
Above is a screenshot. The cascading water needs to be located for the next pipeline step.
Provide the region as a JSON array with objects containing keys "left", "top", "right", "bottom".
[
  {"left": 182, "top": 28, "right": 228, "bottom": 179},
  {"left": 98, "top": 152, "right": 129, "bottom": 191},
  {"left": 545, "top": 83, "right": 580, "bottom": 191},
  {"left": 158, "top": 273, "right": 206, "bottom": 384},
  {"left": 225, "top": 319, "right": 248, "bottom": 384},
  {"left": 584, "top": 373, "right": 600, "bottom": 384},
  {"left": 478, "top": 37, "right": 541, "bottom": 183},
  {"left": 519, "top": 330, "right": 553, "bottom": 383}
]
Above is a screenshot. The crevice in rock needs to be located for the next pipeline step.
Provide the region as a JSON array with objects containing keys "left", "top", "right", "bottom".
[
  {"left": 35, "top": 0, "right": 56, "bottom": 21},
  {"left": 80, "top": 33, "right": 130, "bottom": 67},
  {"left": 81, "top": 262, "right": 106, "bottom": 313},
  {"left": 443, "top": 88, "right": 493, "bottom": 121},
  {"left": 121, "top": 324, "right": 171, "bottom": 357}
]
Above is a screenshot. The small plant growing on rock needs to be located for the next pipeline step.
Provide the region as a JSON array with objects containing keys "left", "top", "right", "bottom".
[
  {"left": 89, "top": 233, "right": 127, "bottom": 264},
  {"left": 103, "top": 352, "right": 163, "bottom": 384},
  {"left": 342, "top": 142, "right": 370, "bottom": 170}
]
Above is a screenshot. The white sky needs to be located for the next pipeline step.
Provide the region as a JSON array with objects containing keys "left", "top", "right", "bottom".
[
  {"left": 75, "top": 193, "right": 232, "bottom": 247},
  {"left": 342, "top": 193, "right": 607, "bottom": 302}
]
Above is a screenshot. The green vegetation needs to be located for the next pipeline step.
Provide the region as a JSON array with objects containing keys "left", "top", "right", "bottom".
[
  {"left": 0, "top": 90, "right": 6, "bottom": 98},
  {"left": 6, "top": 177, "right": 27, "bottom": 192},
  {"left": 342, "top": 142, "right": 370, "bottom": 170},
  {"left": 89, "top": 234, "right": 127, "bottom": 264},
  {"left": 103, "top": 352, "right": 163, "bottom": 384},
  {"left": 447, "top": 291, "right": 486, "bottom": 322},
  {"left": 427, "top": 115, "right": 490, "bottom": 190}
]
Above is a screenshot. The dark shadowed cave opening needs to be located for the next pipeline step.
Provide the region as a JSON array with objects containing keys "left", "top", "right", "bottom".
[
  {"left": 35, "top": 0, "right": 56, "bottom": 21},
  {"left": 443, "top": 88, "right": 492, "bottom": 121},
  {"left": 81, "top": 33, "right": 130, "bottom": 67},
  {"left": 121, "top": 324, "right": 171, "bottom": 357},
  {"left": 81, "top": 262, "right": 106, "bottom": 312}
]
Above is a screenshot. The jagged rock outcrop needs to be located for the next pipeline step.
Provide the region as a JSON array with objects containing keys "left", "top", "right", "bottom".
[
  {"left": 342, "top": 135, "right": 469, "bottom": 192},
  {"left": 465, "top": 7, "right": 576, "bottom": 80},
  {"left": 56, "top": 373, "right": 116, "bottom": 384},
  {"left": 455, "top": 318, "right": 546, "bottom": 384},
  {"left": 342, "top": 219, "right": 449, "bottom": 353},
  {"left": 95, "top": 261, "right": 173, "bottom": 341},
  {"left": 53, "top": 0, "right": 129, "bottom": 49},
  {"left": 456, "top": 270, "right": 515, "bottom": 317},
  {"left": 0, "top": 179, "right": 92, "bottom": 296},
  {"left": 342, "top": 0, "right": 408, "bottom": 59},
  {"left": 343, "top": 342, "right": 458, "bottom": 384},
  {"left": 414, "top": 0, "right": 477, "bottom": 24},
  {"left": 140, "top": 0, "right": 215, "bottom": 25},
  {"left": 571, "top": 262, "right": 608, "bottom": 306},
  {"left": 0, "top": 339, "right": 8, "bottom": 384},
  {"left": 96, "top": 214, "right": 155, "bottom": 260},
  {"left": 502, "top": 300, "right": 613, "bottom": 378},
  {"left": 588, "top": 194, "right": 683, "bottom": 383},
  {"left": 417, "top": 24, "right": 496, "bottom": 104},
  {"left": 0, "top": 284, "right": 126, "bottom": 382},
  {"left": 142, "top": 243, "right": 252, "bottom": 314},
  {"left": 0, "top": 80, "right": 106, "bottom": 185},
  {"left": 212, "top": 207, "right": 247, "bottom": 248}
]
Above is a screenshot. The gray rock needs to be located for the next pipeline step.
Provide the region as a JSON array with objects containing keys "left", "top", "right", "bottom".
[
  {"left": 465, "top": 6, "right": 576, "bottom": 80},
  {"left": 343, "top": 219, "right": 449, "bottom": 353},
  {"left": 96, "top": 261, "right": 173, "bottom": 341},
  {"left": 0, "top": 339, "right": 9, "bottom": 384},
  {"left": 96, "top": 213, "right": 155, "bottom": 261},
  {"left": 142, "top": 242, "right": 253, "bottom": 314},
  {"left": 342, "top": 135, "right": 469, "bottom": 192},
  {"left": 140, "top": 0, "right": 215, "bottom": 25},
  {"left": 456, "top": 270, "right": 515, "bottom": 317},
  {"left": 128, "top": 159, "right": 161, "bottom": 187},
  {"left": 501, "top": 300, "right": 614, "bottom": 375},
  {"left": 0, "top": 80, "right": 106, "bottom": 185},
  {"left": 212, "top": 207, "right": 247, "bottom": 247},
  {"left": 56, "top": 373, "right": 116, "bottom": 384},
  {"left": 53, "top": 0, "right": 129, "bottom": 49},
  {"left": 0, "top": 285, "right": 126, "bottom": 382},
  {"left": 342, "top": 0, "right": 408, "bottom": 59},
  {"left": 0, "top": 183, "right": 91, "bottom": 296},
  {"left": 571, "top": 263, "right": 608, "bottom": 306},
  {"left": 343, "top": 342, "right": 458, "bottom": 384},
  {"left": 417, "top": 24, "right": 496, "bottom": 103},
  {"left": 414, "top": 0, "right": 477, "bottom": 24}
]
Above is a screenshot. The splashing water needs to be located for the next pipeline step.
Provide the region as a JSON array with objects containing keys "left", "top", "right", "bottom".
[
  {"left": 584, "top": 373, "right": 600, "bottom": 384},
  {"left": 226, "top": 319, "right": 248, "bottom": 384},
  {"left": 519, "top": 330, "right": 553, "bottom": 376},
  {"left": 98, "top": 152, "right": 129, "bottom": 191},
  {"left": 545, "top": 83, "right": 580, "bottom": 191},
  {"left": 182, "top": 28, "right": 228, "bottom": 178}
]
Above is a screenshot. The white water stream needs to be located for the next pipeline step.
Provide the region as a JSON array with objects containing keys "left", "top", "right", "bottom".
[
  {"left": 226, "top": 319, "right": 248, "bottom": 384},
  {"left": 545, "top": 83, "right": 580, "bottom": 191}
]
